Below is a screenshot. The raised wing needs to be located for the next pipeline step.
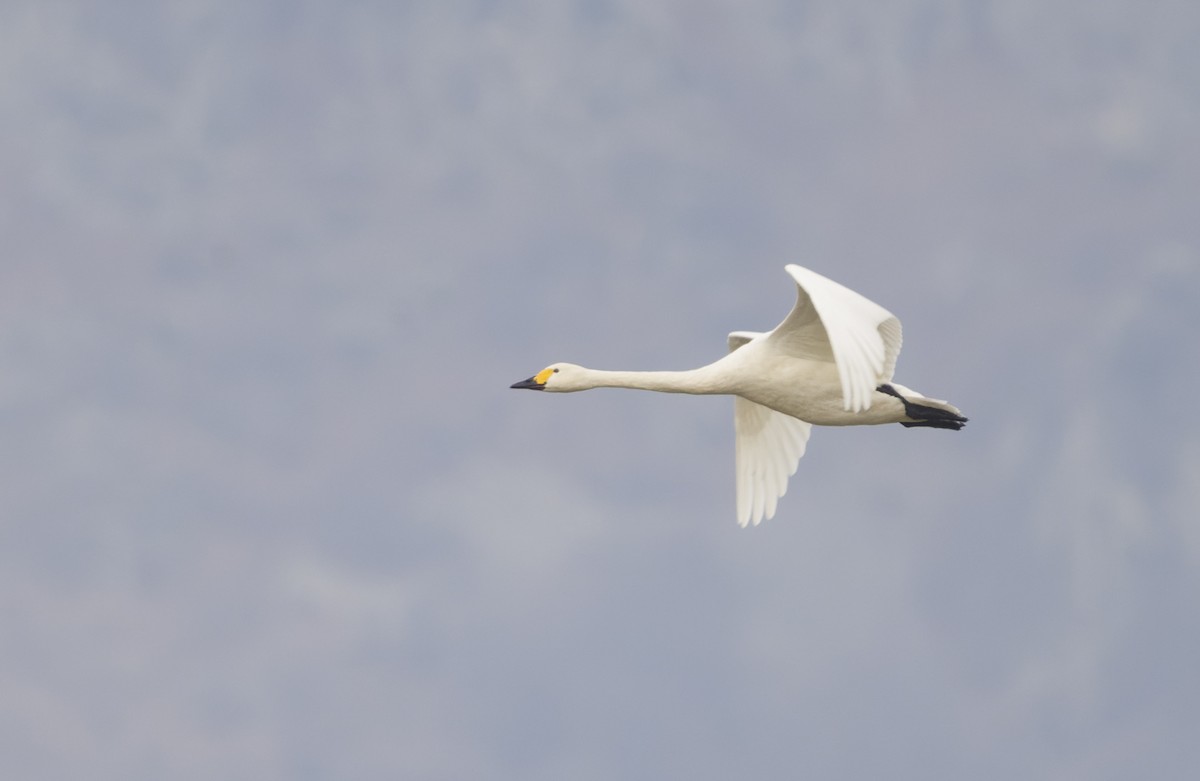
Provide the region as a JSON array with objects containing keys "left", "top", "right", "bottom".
[
  {"left": 728, "top": 331, "right": 814, "bottom": 526},
  {"left": 770, "top": 265, "right": 903, "bottom": 413}
]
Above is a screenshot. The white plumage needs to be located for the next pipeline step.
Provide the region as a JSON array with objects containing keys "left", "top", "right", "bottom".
[{"left": 511, "top": 265, "right": 966, "bottom": 526}]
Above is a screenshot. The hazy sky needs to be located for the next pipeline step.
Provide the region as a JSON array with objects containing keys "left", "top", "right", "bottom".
[{"left": 2, "top": 2, "right": 1198, "bottom": 779}]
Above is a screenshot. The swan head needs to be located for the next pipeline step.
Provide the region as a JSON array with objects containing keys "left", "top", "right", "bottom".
[{"left": 510, "top": 362, "right": 589, "bottom": 392}]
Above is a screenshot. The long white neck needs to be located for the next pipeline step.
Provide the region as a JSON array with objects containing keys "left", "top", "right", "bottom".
[{"left": 579, "top": 364, "right": 726, "bottom": 395}]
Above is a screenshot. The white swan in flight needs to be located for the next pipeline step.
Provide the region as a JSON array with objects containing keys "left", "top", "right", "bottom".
[{"left": 511, "top": 264, "right": 967, "bottom": 526}]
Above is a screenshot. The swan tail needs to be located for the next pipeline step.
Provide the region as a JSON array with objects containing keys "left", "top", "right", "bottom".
[{"left": 877, "top": 384, "right": 968, "bottom": 431}]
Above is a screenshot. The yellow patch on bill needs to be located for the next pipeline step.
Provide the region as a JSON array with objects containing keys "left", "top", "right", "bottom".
[{"left": 534, "top": 367, "right": 556, "bottom": 385}]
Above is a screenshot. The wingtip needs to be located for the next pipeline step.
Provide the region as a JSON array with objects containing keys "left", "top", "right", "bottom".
[{"left": 735, "top": 508, "right": 776, "bottom": 528}]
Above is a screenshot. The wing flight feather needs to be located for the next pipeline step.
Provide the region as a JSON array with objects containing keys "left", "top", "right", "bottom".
[
  {"left": 776, "top": 265, "right": 903, "bottom": 412},
  {"left": 728, "top": 330, "right": 812, "bottom": 526},
  {"left": 733, "top": 395, "right": 812, "bottom": 526}
]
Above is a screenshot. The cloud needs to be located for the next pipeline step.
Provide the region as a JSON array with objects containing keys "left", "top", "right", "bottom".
[{"left": 1, "top": 1, "right": 1198, "bottom": 779}]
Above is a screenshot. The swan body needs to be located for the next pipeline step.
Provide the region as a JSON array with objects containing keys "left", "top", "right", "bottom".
[{"left": 511, "top": 264, "right": 966, "bottom": 526}]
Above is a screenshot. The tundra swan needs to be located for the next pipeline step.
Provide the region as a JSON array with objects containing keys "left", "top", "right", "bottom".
[{"left": 511, "top": 264, "right": 966, "bottom": 526}]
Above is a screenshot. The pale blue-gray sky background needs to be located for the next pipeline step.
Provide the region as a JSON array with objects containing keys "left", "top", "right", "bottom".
[{"left": 2, "top": 2, "right": 1198, "bottom": 779}]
